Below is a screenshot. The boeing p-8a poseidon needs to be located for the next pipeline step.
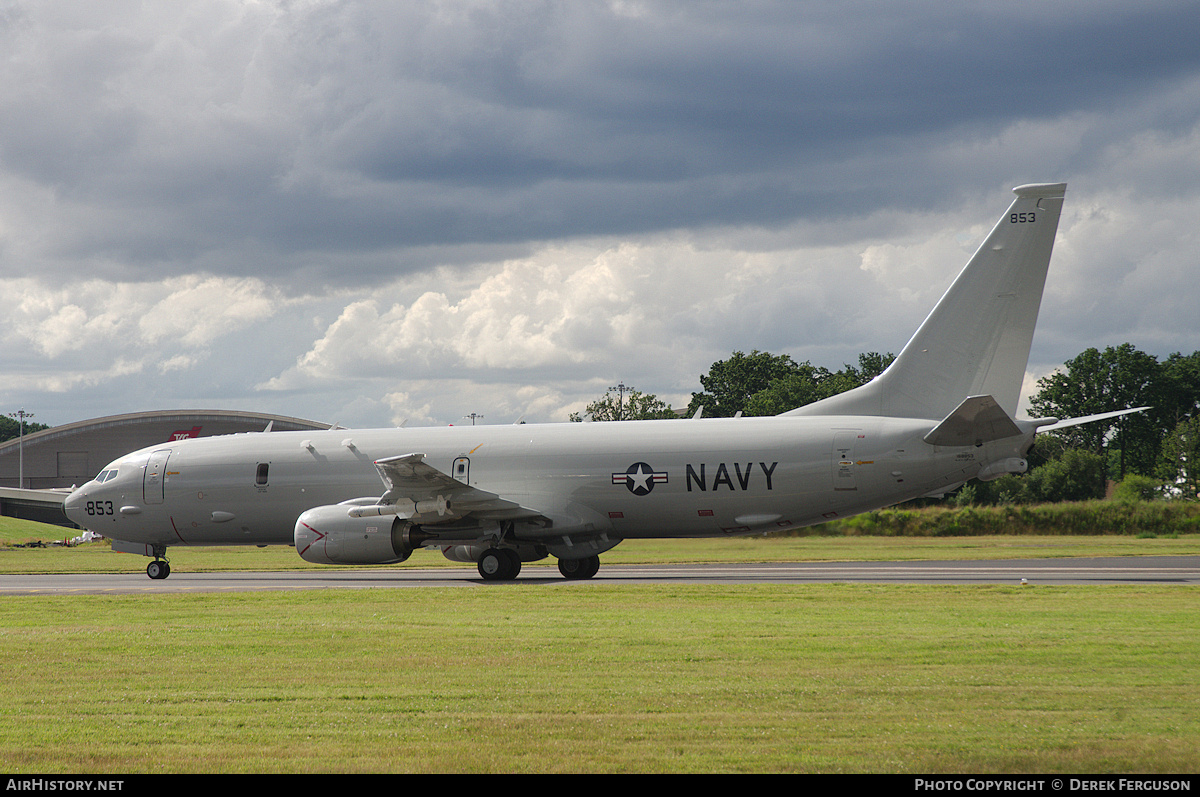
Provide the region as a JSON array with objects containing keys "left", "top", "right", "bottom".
[{"left": 64, "top": 183, "right": 1135, "bottom": 580}]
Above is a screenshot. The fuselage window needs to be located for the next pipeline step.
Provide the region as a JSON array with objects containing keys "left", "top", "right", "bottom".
[{"left": 256, "top": 463, "right": 269, "bottom": 486}]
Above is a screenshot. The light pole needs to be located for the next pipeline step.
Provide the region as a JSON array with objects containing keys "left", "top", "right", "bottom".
[
  {"left": 609, "top": 382, "right": 628, "bottom": 420},
  {"left": 8, "top": 409, "right": 33, "bottom": 489},
  {"left": 463, "top": 413, "right": 484, "bottom": 426}
]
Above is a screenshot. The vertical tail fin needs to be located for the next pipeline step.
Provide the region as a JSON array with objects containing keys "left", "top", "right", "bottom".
[{"left": 785, "top": 183, "right": 1067, "bottom": 421}]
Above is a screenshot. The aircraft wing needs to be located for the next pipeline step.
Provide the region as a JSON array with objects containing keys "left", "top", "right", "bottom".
[
  {"left": 347, "top": 452, "right": 545, "bottom": 524},
  {"left": 375, "top": 452, "right": 464, "bottom": 498}
]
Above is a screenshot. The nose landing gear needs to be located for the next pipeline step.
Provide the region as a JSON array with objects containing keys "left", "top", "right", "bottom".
[{"left": 145, "top": 544, "right": 171, "bottom": 579}]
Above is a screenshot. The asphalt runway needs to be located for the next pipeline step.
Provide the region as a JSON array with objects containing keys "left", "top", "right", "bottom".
[{"left": 4, "top": 556, "right": 1200, "bottom": 594}]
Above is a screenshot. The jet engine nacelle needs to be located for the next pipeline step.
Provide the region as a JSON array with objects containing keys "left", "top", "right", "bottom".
[{"left": 294, "top": 504, "right": 423, "bottom": 565}]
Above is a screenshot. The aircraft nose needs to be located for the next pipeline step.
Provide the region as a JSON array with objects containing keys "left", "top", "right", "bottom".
[
  {"left": 62, "top": 488, "right": 84, "bottom": 526},
  {"left": 62, "top": 486, "right": 94, "bottom": 528}
]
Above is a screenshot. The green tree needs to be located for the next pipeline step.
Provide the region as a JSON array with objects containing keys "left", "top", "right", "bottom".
[
  {"left": 1020, "top": 448, "right": 1109, "bottom": 503},
  {"left": 1111, "top": 474, "right": 1162, "bottom": 503},
  {"left": 0, "top": 415, "right": 50, "bottom": 444},
  {"left": 570, "top": 387, "right": 678, "bottom": 422},
  {"left": 745, "top": 366, "right": 857, "bottom": 415},
  {"left": 745, "top": 352, "right": 895, "bottom": 416},
  {"left": 841, "top": 351, "right": 895, "bottom": 385},
  {"left": 1028, "top": 344, "right": 1166, "bottom": 482},
  {"left": 689, "top": 350, "right": 894, "bottom": 418},
  {"left": 1160, "top": 351, "right": 1200, "bottom": 426},
  {"left": 743, "top": 363, "right": 839, "bottom": 416},
  {"left": 1158, "top": 416, "right": 1200, "bottom": 500},
  {"left": 686, "top": 350, "right": 802, "bottom": 418}
]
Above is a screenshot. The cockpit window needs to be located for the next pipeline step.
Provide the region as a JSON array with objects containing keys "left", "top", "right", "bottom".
[{"left": 94, "top": 469, "right": 118, "bottom": 483}]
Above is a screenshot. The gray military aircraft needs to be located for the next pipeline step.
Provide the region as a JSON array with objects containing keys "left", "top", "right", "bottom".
[{"left": 64, "top": 183, "right": 1137, "bottom": 580}]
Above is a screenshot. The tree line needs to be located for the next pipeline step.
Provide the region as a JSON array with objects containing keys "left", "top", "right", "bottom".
[
  {"left": 0, "top": 415, "right": 51, "bottom": 445},
  {"left": 1020, "top": 344, "right": 1200, "bottom": 502},
  {"left": 575, "top": 344, "right": 1200, "bottom": 503},
  {"left": 570, "top": 350, "right": 897, "bottom": 422}
]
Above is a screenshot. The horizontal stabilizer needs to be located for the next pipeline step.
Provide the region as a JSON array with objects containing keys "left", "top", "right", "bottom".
[
  {"left": 923, "top": 395, "right": 1022, "bottom": 447},
  {"left": 1034, "top": 406, "right": 1150, "bottom": 434}
]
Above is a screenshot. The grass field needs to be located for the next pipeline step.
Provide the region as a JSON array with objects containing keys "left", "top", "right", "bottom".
[
  {"left": 1, "top": 516, "right": 1198, "bottom": 773},
  {"left": 1, "top": 585, "right": 1197, "bottom": 773},
  {"left": 4, "top": 514, "right": 1200, "bottom": 575}
]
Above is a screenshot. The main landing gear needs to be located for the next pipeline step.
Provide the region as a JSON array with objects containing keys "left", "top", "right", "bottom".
[
  {"left": 557, "top": 555, "right": 600, "bottom": 580},
  {"left": 477, "top": 548, "right": 522, "bottom": 581},
  {"left": 475, "top": 550, "right": 602, "bottom": 581}
]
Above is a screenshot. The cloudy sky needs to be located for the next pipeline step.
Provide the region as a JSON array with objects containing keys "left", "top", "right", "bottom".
[{"left": 3, "top": 0, "right": 1199, "bottom": 429}]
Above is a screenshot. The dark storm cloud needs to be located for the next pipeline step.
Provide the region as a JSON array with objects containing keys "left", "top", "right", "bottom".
[{"left": 4, "top": 1, "right": 1200, "bottom": 287}]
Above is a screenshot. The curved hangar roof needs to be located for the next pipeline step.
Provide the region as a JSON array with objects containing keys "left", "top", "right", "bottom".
[{"left": 0, "top": 410, "right": 330, "bottom": 490}]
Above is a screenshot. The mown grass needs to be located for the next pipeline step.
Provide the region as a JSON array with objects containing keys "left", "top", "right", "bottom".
[
  {"left": 0, "top": 585, "right": 1196, "bottom": 773},
  {"left": 3, "top": 534, "right": 1200, "bottom": 575},
  {"left": 3, "top": 514, "right": 1200, "bottom": 576}
]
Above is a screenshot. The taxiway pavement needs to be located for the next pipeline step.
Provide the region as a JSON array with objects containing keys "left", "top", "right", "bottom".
[{"left": 3, "top": 556, "right": 1199, "bottom": 594}]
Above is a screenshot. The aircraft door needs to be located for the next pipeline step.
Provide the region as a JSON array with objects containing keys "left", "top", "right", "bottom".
[
  {"left": 143, "top": 449, "right": 172, "bottom": 505},
  {"left": 452, "top": 457, "right": 470, "bottom": 484},
  {"left": 832, "top": 432, "right": 860, "bottom": 492}
]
